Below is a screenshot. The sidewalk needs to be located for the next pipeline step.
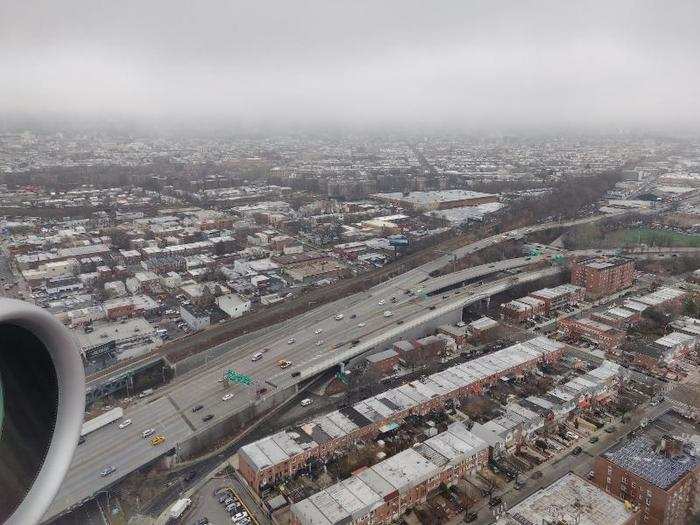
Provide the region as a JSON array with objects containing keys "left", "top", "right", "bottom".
[{"left": 448, "top": 401, "right": 672, "bottom": 524}]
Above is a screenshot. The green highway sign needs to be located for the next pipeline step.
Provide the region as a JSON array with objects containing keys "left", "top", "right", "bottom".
[{"left": 225, "top": 369, "right": 252, "bottom": 385}]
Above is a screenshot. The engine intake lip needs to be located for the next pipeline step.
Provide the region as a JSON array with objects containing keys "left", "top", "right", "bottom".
[{"left": 0, "top": 298, "right": 85, "bottom": 525}]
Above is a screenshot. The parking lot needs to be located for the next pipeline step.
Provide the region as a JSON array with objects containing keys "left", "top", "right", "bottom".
[{"left": 186, "top": 475, "right": 265, "bottom": 525}]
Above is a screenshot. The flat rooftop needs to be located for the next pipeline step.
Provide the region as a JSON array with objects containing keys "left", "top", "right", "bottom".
[
  {"left": 500, "top": 472, "right": 635, "bottom": 525},
  {"left": 602, "top": 410, "right": 699, "bottom": 490}
]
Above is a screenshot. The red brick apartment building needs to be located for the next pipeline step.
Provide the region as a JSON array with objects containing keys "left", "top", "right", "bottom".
[
  {"left": 559, "top": 316, "right": 625, "bottom": 351},
  {"left": 592, "top": 411, "right": 699, "bottom": 525},
  {"left": 571, "top": 257, "right": 635, "bottom": 298}
]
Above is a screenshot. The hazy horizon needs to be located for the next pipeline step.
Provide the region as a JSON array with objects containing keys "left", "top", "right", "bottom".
[{"left": 2, "top": 1, "right": 699, "bottom": 130}]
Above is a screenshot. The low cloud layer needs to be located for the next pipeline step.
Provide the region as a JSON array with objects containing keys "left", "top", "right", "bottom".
[{"left": 1, "top": 1, "right": 699, "bottom": 129}]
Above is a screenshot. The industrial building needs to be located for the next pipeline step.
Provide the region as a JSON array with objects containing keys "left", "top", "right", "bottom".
[{"left": 371, "top": 190, "right": 499, "bottom": 211}]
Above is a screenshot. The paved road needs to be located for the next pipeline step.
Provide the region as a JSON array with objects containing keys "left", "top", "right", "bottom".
[
  {"left": 46, "top": 397, "right": 193, "bottom": 519},
  {"left": 45, "top": 212, "right": 623, "bottom": 522},
  {"left": 458, "top": 401, "right": 674, "bottom": 525}
]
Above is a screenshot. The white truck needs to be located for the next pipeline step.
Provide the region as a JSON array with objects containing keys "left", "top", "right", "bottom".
[
  {"left": 80, "top": 407, "right": 124, "bottom": 437},
  {"left": 169, "top": 498, "right": 192, "bottom": 520},
  {"left": 138, "top": 388, "right": 154, "bottom": 398}
]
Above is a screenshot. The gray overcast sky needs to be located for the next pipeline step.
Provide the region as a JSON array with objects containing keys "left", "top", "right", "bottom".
[{"left": 1, "top": 1, "right": 699, "bottom": 129}]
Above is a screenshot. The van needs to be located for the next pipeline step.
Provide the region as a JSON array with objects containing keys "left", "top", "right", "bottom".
[
  {"left": 142, "top": 428, "right": 156, "bottom": 439},
  {"left": 301, "top": 398, "right": 313, "bottom": 407},
  {"left": 139, "top": 388, "right": 154, "bottom": 398}
]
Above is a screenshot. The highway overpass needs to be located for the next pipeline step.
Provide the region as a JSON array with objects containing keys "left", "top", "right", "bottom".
[{"left": 44, "top": 264, "right": 562, "bottom": 522}]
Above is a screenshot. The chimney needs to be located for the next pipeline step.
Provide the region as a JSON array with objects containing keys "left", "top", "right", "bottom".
[{"left": 660, "top": 435, "right": 682, "bottom": 458}]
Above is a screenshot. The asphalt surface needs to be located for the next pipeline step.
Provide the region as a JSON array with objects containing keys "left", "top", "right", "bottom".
[
  {"left": 44, "top": 212, "right": 623, "bottom": 522},
  {"left": 46, "top": 397, "right": 193, "bottom": 519}
]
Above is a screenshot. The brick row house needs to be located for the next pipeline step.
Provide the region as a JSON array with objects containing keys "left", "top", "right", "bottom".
[{"left": 237, "top": 337, "right": 565, "bottom": 493}]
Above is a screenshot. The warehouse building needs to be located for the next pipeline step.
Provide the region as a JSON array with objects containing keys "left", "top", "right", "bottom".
[{"left": 371, "top": 190, "right": 499, "bottom": 212}]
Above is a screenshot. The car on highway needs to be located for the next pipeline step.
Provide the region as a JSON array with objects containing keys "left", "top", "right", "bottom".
[
  {"left": 142, "top": 428, "right": 156, "bottom": 438},
  {"left": 202, "top": 414, "right": 214, "bottom": 422},
  {"left": 192, "top": 404, "right": 204, "bottom": 412},
  {"left": 278, "top": 359, "right": 292, "bottom": 369},
  {"left": 118, "top": 418, "right": 132, "bottom": 429},
  {"left": 222, "top": 393, "right": 234, "bottom": 401},
  {"left": 334, "top": 314, "right": 344, "bottom": 320},
  {"left": 251, "top": 352, "right": 263, "bottom": 361},
  {"left": 314, "top": 328, "right": 323, "bottom": 334},
  {"left": 358, "top": 322, "right": 366, "bottom": 327},
  {"left": 301, "top": 398, "right": 313, "bottom": 406},
  {"left": 291, "top": 371, "right": 301, "bottom": 377},
  {"left": 151, "top": 435, "right": 166, "bottom": 446},
  {"left": 383, "top": 310, "right": 393, "bottom": 317},
  {"left": 195, "top": 518, "right": 209, "bottom": 525},
  {"left": 100, "top": 465, "right": 116, "bottom": 477},
  {"left": 350, "top": 313, "right": 357, "bottom": 319},
  {"left": 287, "top": 337, "right": 295, "bottom": 344}
]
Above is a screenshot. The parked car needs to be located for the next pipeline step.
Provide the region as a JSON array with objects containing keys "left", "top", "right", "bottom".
[
  {"left": 203, "top": 414, "right": 214, "bottom": 422},
  {"left": 192, "top": 404, "right": 204, "bottom": 412}
]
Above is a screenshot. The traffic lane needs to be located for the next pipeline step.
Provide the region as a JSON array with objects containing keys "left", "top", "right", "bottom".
[
  {"left": 168, "top": 292, "right": 429, "bottom": 413},
  {"left": 174, "top": 299, "right": 434, "bottom": 430},
  {"left": 71, "top": 397, "right": 187, "bottom": 471},
  {"left": 47, "top": 398, "right": 193, "bottom": 517},
  {"left": 48, "top": 416, "right": 192, "bottom": 522}
]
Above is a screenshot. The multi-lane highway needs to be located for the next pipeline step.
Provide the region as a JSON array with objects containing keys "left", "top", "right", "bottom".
[{"left": 44, "top": 212, "right": 625, "bottom": 521}]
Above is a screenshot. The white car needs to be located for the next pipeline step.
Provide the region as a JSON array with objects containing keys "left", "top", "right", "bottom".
[
  {"left": 251, "top": 352, "right": 263, "bottom": 361},
  {"left": 222, "top": 393, "right": 234, "bottom": 401},
  {"left": 358, "top": 322, "right": 366, "bottom": 327},
  {"left": 118, "top": 419, "right": 132, "bottom": 429},
  {"left": 383, "top": 310, "right": 393, "bottom": 317},
  {"left": 314, "top": 328, "right": 323, "bottom": 334},
  {"left": 378, "top": 299, "right": 386, "bottom": 305},
  {"left": 287, "top": 338, "right": 295, "bottom": 344},
  {"left": 301, "top": 398, "right": 313, "bottom": 407},
  {"left": 334, "top": 314, "right": 344, "bottom": 321},
  {"left": 316, "top": 340, "right": 324, "bottom": 346}
]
